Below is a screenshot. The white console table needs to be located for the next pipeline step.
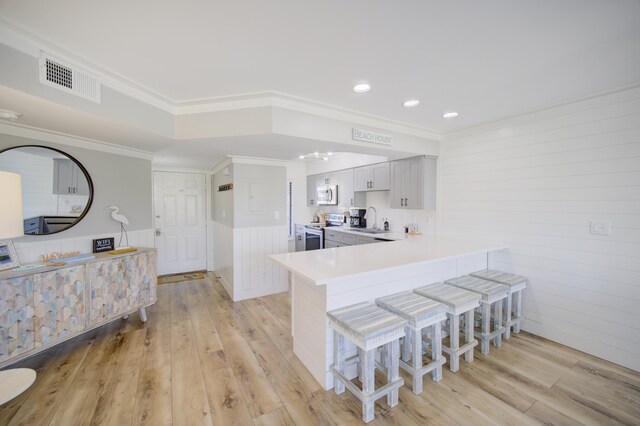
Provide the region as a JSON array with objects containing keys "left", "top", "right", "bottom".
[{"left": 0, "top": 248, "right": 157, "bottom": 368}]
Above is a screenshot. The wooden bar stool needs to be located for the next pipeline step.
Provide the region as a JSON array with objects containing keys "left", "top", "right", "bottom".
[
  {"left": 413, "top": 283, "right": 480, "bottom": 372},
  {"left": 470, "top": 269, "right": 527, "bottom": 339},
  {"left": 328, "top": 302, "right": 407, "bottom": 423},
  {"left": 376, "top": 291, "right": 447, "bottom": 394},
  {"left": 445, "top": 276, "right": 510, "bottom": 355}
]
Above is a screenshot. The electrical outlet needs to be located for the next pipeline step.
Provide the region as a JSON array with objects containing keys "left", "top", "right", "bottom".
[{"left": 590, "top": 221, "right": 611, "bottom": 236}]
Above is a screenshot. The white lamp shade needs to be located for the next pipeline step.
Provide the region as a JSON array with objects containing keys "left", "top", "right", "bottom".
[{"left": 0, "top": 171, "right": 24, "bottom": 239}]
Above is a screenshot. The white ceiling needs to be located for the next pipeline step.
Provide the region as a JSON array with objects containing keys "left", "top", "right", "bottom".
[{"left": 2, "top": 0, "right": 639, "bottom": 133}]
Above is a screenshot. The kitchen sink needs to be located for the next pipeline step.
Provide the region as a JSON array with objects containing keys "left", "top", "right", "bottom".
[{"left": 349, "top": 228, "right": 388, "bottom": 234}]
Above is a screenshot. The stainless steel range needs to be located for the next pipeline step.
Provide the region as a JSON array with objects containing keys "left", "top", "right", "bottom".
[{"left": 303, "top": 214, "right": 345, "bottom": 251}]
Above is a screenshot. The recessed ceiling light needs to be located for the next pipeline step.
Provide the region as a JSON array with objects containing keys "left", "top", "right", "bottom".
[
  {"left": 0, "top": 109, "right": 22, "bottom": 121},
  {"left": 443, "top": 111, "right": 459, "bottom": 119},
  {"left": 352, "top": 83, "right": 372, "bottom": 93},
  {"left": 402, "top": 99, "right": 420, "bottom": 108},
  {"left": 298, "top": 155, "right": 305, "bottom": 159}
]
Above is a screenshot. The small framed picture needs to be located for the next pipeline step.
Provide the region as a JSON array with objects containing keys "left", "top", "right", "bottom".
[{"left": 0, "top": 239, "right": 20, "bottom": 271}]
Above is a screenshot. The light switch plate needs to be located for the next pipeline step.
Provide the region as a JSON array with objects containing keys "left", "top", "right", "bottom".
[{"left": 590, "top": 221, "right": 611, "bottom": 236}]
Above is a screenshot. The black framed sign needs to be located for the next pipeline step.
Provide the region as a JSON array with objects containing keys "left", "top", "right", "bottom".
[{"left": 93, "top": 237, "right": 115, "bottom": 253}]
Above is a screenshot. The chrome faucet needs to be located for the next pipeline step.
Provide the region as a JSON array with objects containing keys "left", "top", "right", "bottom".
[{"left": 366, "top": 206, "right": 377, "bottom": 229}]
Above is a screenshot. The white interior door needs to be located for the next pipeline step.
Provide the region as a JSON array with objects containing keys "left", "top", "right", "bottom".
[{"left": 154, "top": 172, "right": 206, "bottom": 275}]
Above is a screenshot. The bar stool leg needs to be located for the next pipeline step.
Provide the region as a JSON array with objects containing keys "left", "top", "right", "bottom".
[
  {"left": 481, "top": 303, "right": 491, "bottom": 355},
  {"left": 431, "top": 322, "right": 443, "bottom": 382},
  {"left": 493, "top": 301, "right": 503, "bottom": 348},
  {"left": 464, "top": 310, "right": 474, "bottom": 363},
  {"left": 333, "top": 331, "right": 345, "bottom": 394},
  {"left": 361, "top": 350, "right": 375, "bottom": 423},
  {"left": 504, "top": 292, "right": 513, "bottom": 339},
  {"left": 449, "top": 313, "right": 460, "bottom": 372},
  {"left": 402, "top": 327, "right": 411, "bottom": 363},
  {"left": 514, "top": 291, "right": 523, "bottom": 333},
  {"left": 387, "top": 339, "right": 400, "bottom": 407},
  {"left": 411, "top": 327, "right": 423, "bottom": 394}
]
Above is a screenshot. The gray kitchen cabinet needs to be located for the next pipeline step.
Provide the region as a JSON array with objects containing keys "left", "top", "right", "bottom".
[
  {"left": 318, "top": 173, "right": 337, "bottom": 186},
  {"left": 307, "top": 175, "right": 317, "bottom": 206},
  {"left": 295, "top": 224, "right": 305, "bottom": 251},
  {"left": 354, "top": 162, "right": 390, "bottom": 192},
  {"left": 324, "top": 240, "right": 341, "bottom": 248},
  {"left": 338, "top": 169, "right": 354, "bottom": 207},
  {"left": 53, "top": 158, "right": 90, "bottom": 196},
  {"left": 324, "top": 228, "right": 355, "bottom": 246},
  {"left": 355, "top": 235, "right": 377, "bottom": 245},
  {"left": 390, "top": 156, "right": 437, "bottom": 209}
]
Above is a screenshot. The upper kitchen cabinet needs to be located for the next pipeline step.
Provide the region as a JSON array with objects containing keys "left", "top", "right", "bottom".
[
  {"left": 390, "top": 156, "right": 437, "bottom": 209},
  {"left": 307, "top": 175, "right": 317, "bottom": 206},
  {"left": 337, "top": 169, "right": 357, "bottom": 207},
  {"left": 354, "top": 162, "right": 390, "bottom": 192},
  {"left": 53, "top": 158, "right": 91, "bottom": 195}
]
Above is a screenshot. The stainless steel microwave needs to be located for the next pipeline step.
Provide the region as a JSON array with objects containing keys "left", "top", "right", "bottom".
[{"left": 317, "top": 185, "right": 338, "bottom": 205}]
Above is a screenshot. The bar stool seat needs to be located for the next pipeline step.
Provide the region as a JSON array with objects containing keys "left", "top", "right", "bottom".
[
  {"left": 376, "top": 292, "right": 447, "bottom": 394},
  {"left": 328, "top": 302, "right": 407, "bottom": 423},
  {"left": 470, "top": 269, "right": 527, "bottom": 339},
  {"left": 445, "top": 276, "right": 510, "bottom": 355},
  {"left": 413, "top": 283, "right": 481, "bottom": 372}
]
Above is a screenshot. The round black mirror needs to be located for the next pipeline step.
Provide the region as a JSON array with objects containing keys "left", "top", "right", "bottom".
[{"left": 0, "top": 145, "right": 94, "bottom": 235}]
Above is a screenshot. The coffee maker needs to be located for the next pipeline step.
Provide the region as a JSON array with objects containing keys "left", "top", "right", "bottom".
[{"left": 349, "top": 208, "right": 367, "bottom": 228}]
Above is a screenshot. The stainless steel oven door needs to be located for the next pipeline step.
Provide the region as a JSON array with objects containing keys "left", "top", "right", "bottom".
[
  {"left": 304, "top": 226, "right": 323, "bottom": 250},
  {"left": 317, "top": 185, "right": 338, "bottom": 205}
]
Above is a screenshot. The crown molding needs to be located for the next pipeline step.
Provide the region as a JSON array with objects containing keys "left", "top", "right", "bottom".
[
  {"left": 0, "top": 19, "right": 176, "bottom": 114},
  {"left": 173, "top": 91, "right": 441, "bottom": 140},
  {"left": 210, "top": 156, "right": 234, "bottom": 175},
  {"left": 0, "top": 121, "right": 154, "bottom": 160},
  {"left": 1, "top": 20, "right": 441, "bottom": 142}
]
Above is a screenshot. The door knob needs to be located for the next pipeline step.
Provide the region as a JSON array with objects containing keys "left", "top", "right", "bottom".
[{"left": 155, "top": 228, "right": 162, "bottom": 236}]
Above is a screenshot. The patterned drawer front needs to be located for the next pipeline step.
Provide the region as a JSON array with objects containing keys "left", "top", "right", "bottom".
[
  {"left": 0, "top": 276, "right": 35, "bottom": 362},
  {"left": 33, "top": 266, "right": 86, "bottom": 347},
  {"left": 138, "top": 251, "right": 157, "bottom": 306},
  {"left": 89, "top": 256, "right": 139, "bottom": 325}
]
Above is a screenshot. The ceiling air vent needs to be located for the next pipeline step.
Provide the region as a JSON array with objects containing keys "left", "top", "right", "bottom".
[{"left": 39, "top": 52, "right": 101, "bottom": 103}]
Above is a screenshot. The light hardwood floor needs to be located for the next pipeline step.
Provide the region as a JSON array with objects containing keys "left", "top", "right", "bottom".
[{"left": 1, "top": 274, "right": 639, "bottom": 425}]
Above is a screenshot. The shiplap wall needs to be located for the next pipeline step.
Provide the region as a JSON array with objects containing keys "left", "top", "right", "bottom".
[
  {"left": 438, "top": 86, "right": 640, "bottom": 371},
  {"left": 233, "top": 226, "right": 289, "bottom": 301}
]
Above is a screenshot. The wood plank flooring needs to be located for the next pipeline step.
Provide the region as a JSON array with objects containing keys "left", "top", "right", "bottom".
[{"left": 2, "top": 274, "right": 639, "bottom": 425}]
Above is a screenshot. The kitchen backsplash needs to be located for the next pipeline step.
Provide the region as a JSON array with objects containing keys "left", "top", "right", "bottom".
[{"left": 308, "top": 190, "right": 436, "bottom": 235}]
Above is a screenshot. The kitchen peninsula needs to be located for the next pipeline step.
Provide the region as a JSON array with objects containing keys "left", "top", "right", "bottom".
[{"left": 270, "top": 235, "right": 508, "bottom": 390}]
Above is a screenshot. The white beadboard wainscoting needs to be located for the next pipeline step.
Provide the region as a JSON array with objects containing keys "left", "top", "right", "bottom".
[
  {"left": 212, "top": 221, "right": 234, "bottom": 296},
  {"left": 13, "top": 229, "right": 155, "bottom": 264},
  {"left": 233, "top": 226, "right": 289, "bottom": 301},
  {"left": 438, "top": 86, "right": 640, "bottom": 371},
  {"left": 213, "top": 222, "right": 289, "bottom": 301}
]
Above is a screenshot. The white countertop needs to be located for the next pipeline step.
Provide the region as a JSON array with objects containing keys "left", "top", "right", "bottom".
[{"left": 270, "top": 235, "right": 508, "bottom": 286}]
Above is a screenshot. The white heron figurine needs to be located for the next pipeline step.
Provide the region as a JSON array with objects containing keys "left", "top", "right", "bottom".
[{"left": 106, "top": 206, "right": 130, "bottom": 247}]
